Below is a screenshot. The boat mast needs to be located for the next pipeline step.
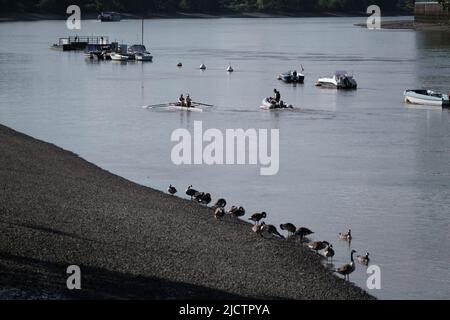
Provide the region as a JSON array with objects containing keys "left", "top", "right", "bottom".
[{"left": 141, "top": 17, "right": 144, "bottom": 45}]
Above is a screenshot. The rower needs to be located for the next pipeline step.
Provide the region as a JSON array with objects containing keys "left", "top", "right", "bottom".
[
  {"left": 186, "top": 95, "right": 192, "bottom": 108},
  {"left": 178, "top": 94, "right": 185, "bottom": 106},
  {"left": 273, "top": 89, "right": 281, "bottom": 104}
]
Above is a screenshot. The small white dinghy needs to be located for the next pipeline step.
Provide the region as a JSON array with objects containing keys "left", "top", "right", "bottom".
[
  {"left": 404, "top": 89, "right": 450, "bottom": 108},
  {"left": 260, "top": 98, "right": 293, "bottom": 110}
]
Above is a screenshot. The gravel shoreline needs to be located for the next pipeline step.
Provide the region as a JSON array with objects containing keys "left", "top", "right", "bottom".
[{"left": 0, "top": 124, "right": 374, "bottom": 300}]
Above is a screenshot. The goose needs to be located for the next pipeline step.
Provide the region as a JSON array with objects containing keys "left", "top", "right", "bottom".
[
  {"left": 335, "top": 250, "right": 357, "bottom": 280},
  {"left": 214, "top": 198, "right": 227, "bottom": 208},
  {"left": 185, "top": 185, "right": 198, "bottom": 199},
  {"left": 280, "top": 223, "right": 296, "bottom": 236},
  {"left": 193, "top": 191, "right": 204, "bottom": 202},
  {"left": 167, "top": 184, "right": 177, "bottom": 195},
  {"left": 339, "top": 229, "right": 352, "bottom": 241},
  {"left": 308, "top": 241, "right": 330, "bottom": 254},
  {"left": 228, "top": 206, "right": 245, "bottom": 217},
  {"left": 295, "top": 227, "right": 314, "bottom": 242},
  {"left": 252, "top": 223, "right": 263, "bottom": 233},
  {"left": 248, "top": 212, "right": 267, "bottom": 225},
  {"left": 357, "top": 252, "right": 370, "bottom": 265},
  {"left": 324, "top": 244, "right": 335, "bottom": 262},
  {"left": 199, "top": 193, "right": 212, "bottom": 205},
  {"left": 259, "top": 222, "right": 285, "bottom": 239},
  {"left": 215, "top": 207, "right": 225, "bottom": 219}
]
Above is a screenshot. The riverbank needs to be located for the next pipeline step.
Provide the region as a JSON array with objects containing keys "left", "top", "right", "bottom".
[
  {"left": 355, "top": 19, "right": 450, "bottom": 33},
  {"left": 0, "top": 123, "right": 374, "bottom": 300},
  {"left": 0, "top": 11, "right": 411, "bottom": 23}
]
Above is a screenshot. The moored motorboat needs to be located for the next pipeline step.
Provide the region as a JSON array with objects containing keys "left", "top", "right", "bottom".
[
  {"left": 110, "top": 53, "right": 129, "bottom": 61},
  {"left": 404, "top": 89, "right": 450, "bottom": 108},
  {"left": 128, "top": 44, "right": 153, "bottom": 62},
  {"left": 278, "top": 70, "right": 304, "bottom": 84},
  {"left": 98, "top": 12, "right": 121, "bottom": 22},
  {"left": 315, "top": 71, "right": 357, "bottom": 89},
  {"left": 260, "top": 97, "right": 293, "bottom": 110}
]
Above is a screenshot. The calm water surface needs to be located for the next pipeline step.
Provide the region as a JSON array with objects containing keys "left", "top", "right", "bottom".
[{"left": 0, "top": 17, "right": 449, "bottom": 299}]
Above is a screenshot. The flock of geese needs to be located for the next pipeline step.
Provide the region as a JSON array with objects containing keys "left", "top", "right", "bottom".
[{"left": 167, "top": 184, "right": 371, "bottom": 281}]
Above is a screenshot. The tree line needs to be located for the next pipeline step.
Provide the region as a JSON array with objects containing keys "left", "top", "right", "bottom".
[{"left": 1, "top": 0, "right": 414, "bottom": 14}]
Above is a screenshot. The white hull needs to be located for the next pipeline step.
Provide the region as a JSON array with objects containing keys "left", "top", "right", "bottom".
[
  {"left": 404, "top": 95, "right": 443, "bottom": 107},
  {"left": 167, "top": 104, "right": 203, "bottom": 112},
  {"left": 110, "top": 53, "right": 128, "bottom": 61},
  {"left": 260, "top": 98, "right": 293, "bottom": 110}
]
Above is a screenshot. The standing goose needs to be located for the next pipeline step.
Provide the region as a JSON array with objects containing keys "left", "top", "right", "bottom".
[
  {"left": 295, "top": 227, "right": 314, "bottom": 242},
  {"left": 228, "top": 206, "right": 245, "bottom": 217},
  {"left": 214, "top": 207, "right": 225, "bottom": 219},
  {"left": 185, "top": 185, "right": 198, "bottom": 199},
  {"left": 357, "top": 252, "right": 370, "bottom": 265},
  {"left": 335, "top": 250, "right": 357, "bottom": 281},
  {"left": 167, "top": 184, "right": 177, "bottom": 195},
  {"left": 308, "top": 241, "right": 330, "bottom": 254},
  {"left": 280, "top": 223, "right": 296, "bottom": 236},
  {"left": 339, "top": 229, "right": 352, "bottom": 241},
  {"left": 199, "top": 193, "right": 212, "bottom": 205},
  {"left": 214, "top": 198, "right": 227, "bottom": 208},
  {"left": 248, "top": 212, "right": 267, "bottom": 225},
  {"left": 324, "top": 244, "right": 335, "bottom": 262}
]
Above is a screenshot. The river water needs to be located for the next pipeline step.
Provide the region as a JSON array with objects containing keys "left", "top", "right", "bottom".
[{"left": 0, "top": 17, "right": 449, "bottom": 299}]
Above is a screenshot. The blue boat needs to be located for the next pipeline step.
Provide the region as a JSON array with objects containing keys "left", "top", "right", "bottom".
[
  {"left": 278, "top": 70, "right": 304, "bottom": 84},
  {"left": 404, "top": 89, "right": 450, "bottom": 108}
]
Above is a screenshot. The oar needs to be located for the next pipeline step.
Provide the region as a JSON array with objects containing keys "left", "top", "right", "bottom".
[
  {"left": 192, "top": 101, "right": 214, "bottom": 107},
  {"left": 142, "top": 103, "right": 169, "bottom": 109}
]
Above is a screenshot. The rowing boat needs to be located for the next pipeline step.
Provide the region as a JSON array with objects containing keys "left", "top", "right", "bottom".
[{"left": 167, "top": 103, "right": 203, "bottom": 112}]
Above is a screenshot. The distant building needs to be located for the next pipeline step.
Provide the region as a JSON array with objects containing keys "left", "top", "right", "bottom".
[{"left": 415, "top": 1, "right": 449, "bottom": 23}]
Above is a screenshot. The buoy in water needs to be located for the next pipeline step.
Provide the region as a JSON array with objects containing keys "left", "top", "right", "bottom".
[
  {"left": 199, "top": 63, "right": 206, "bottom": 70},
  {"left": 177, "top": 62, "right": 182, "bottom": 67},
  {"left": 227, "top": 65, "right": 234, "bottom": 72}
]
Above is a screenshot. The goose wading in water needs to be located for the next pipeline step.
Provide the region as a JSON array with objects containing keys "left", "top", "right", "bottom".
[
  {"left": 324, "top": 244, "right": 335, "bottom": 262},
  {"left": 339, "top": 229, "right": 352, "bottom": 241},
  {"left": 308, "top": 241, "right": 330, "bottom": 254},
  {"left": 248, "top": 212, "right": 267, "bottom": 225},
  {"left": 280, "top": 223, "right": 297, "bottom": 237},
  {"left": 215, "top": 207, "right": 226, "bottom": 219},
  {"left": 259, "top": 222, "right": 285, "bottom": 239},
  {"left": 167, "top": 184, "right": 177, "bottom": 195},
  {"left": 185, "top": 185, "right": 198, "bottom": 199},
  {"left": 357, "top": 252, "right": 370, "bottom": 265},
  {"left": 228, "top": 206, "right": 245, "bottom": 217},
  {"left": 214, "top": 198, "right": 227, "bottom": 208},
  {"left": 335, "top": 250, "right": 357, "bottom": 281},
  {"left": 295, "top": 227, "right": 314, "bottom": 242}
]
